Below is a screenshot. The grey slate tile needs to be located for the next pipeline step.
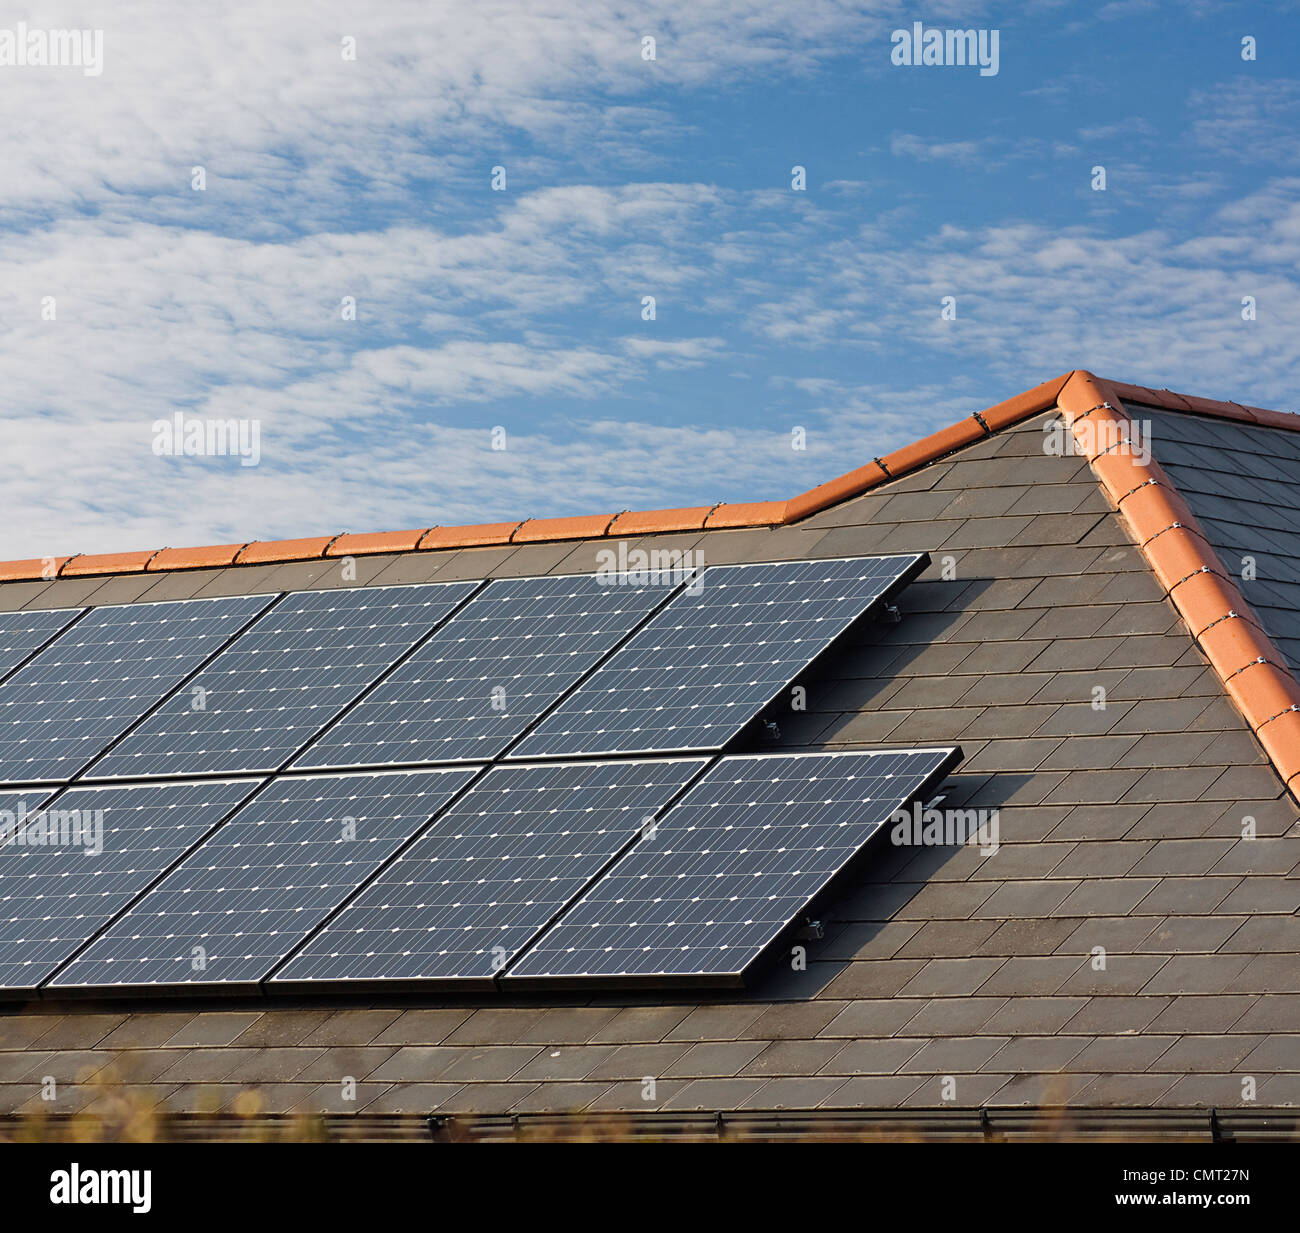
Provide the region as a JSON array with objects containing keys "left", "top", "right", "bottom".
[
  {"left": 1061, "top": 996, "right": 1172, "bottom": 1035},
  {"left": 587, "top": 1007, "right": 692, "bottom": 1045},
  {"left": 663, "top": 1004, "right": 768, "bottom": 1042},
  {"left": 434, "top": 1083, "right": 540, "bottom": 1114},
  {"left": 513, "top": 1007, "right": 623, "bottom": 1046},
  {"left": 986, "top": 1072, "right": 1098, "bottom": 1106},
  {"left": 1054, "top": 915, "right": 1161, "bottom": 955},
  {"left": 739, "top": 1002, "right": 848, "bottom": 1041},
  {"left": 1071, "top": 1072, "right": 1183, "bottom": 1107},
  {"left": 585, "top": 1043, "right": 695, "bottom": 1081},
  {"left": 1056, "top": 954, "right": 1170, "bottom": 995},
  {"left": 301, "top": 1010, "right": 404, "bottom": 1047},
  {"left": 351, "top": 1082, "right": 464, "bottom": 1113},
  {"left": 1137, "top": 915, "right": 1248, "bottom": 954},
  {"left": 1128, "top": 839, "right": 1237, "bottom": 877},
  {"left": 30, "top": 1015, "right": 127, "bottom": 1050},
  {"left": 897, "top": 1036, "right": 1010, "bottom": 1074},
  {"left": 1144, "top": 954, "right": 1255, "bottom": 995},
  {"left": 507, "top": 1081, "right": 615, "bottom": 1113},
  {"left": 740, "top": 1040, "right": 845, "bottom": 1077},
  {"left": 821, "top": 1075, "right": 928, "bottom": 1107},
  {"left": 660, "top": 1078, "right": 774, "bottom": 1110},
  {"left": 1156, "top": 1035, "right": 1268, "bottom": 1073},
  {"left": 1146, "top": 996, "right": 1256, "bottom": 1034},
  {"left": 983, "top": 1035, "right": 1089, "bottom": 1073},
  {"left": 820, "top": 1000, "right": 930, "bottom": 1039},
  {"left": 897, "top": 958, "right": 1006, "bottom": 997},
  {"left": 442, "top": 1008, "right": 550, "bottom": 1045},
  {"left": 816, "top": 1035, "right": 930, "bottom": 1076},
  {"left": 979, "top": 997, "right": 1091, "bottom": 1036},
  {"left": 511, "top": 1046, "right": 619, "bottom": 1082},
  {"left": 1051, "top": 878, "right": 1161, "bottom": 916},
  {"left": 739, "top": 1077, "right": 851, "bottom": 1110},
  {"left": 370, "top": 1010, "right": 475, "bottom": 1046},
  {"left": 663, "top": 1041, "right": 769, "bottom": 1078}
]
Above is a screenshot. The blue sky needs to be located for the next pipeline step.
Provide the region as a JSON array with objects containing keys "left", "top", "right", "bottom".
[{"left": 1, "top": 1, "right": 1297, "bottom": 557}]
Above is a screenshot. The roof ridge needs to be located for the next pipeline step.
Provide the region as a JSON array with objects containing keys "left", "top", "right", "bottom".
[
  {"left": 1055, "top": 370, "right": 1300, "bottom": 802},
  {"left": 2, "top": 370, "right": 1296, "bottom": 586}
]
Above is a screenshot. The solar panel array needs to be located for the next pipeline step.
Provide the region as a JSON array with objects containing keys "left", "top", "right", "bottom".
[
  {"left": 52, "top": 769, "right": 474, "bottom": 991},
  {"left": 0, "top": 595, "right": 274, "bottom": 784},
  {"left": 0, "top": 608, "right": 83, "bottom": 680},
  {"left": 0, "top": 553, "right": 960, "bottom": 995},
  {"left": 505, "top": 748, "right": 959, "bottom": 987},
  {"left": 0, "top": 779, "right": 260, "bottom": 991},
  {"left": 509, "top": 554, "right": 925, "bottom": 759},
  {"left": 292, "top": 573, "right": 675, "bottom": 771},
  {"left": 274, "top": 758, "right": 707, "bottom": 990},
  {"left": 89, "top": 583, "right": 477, "bottom": 780}
]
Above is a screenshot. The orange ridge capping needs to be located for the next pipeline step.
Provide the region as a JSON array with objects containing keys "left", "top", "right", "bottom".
[{"left": 1056, "top": 370, "right": 1300, "bottom": 803}]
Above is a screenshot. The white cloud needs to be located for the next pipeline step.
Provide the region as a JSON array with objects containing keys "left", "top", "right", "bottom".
[{"left": 2, "top": 1, "right": 1297, "bottom": 564}]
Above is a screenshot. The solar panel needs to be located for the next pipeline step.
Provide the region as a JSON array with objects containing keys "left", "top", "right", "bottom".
[
  {"left": 0, "top": 608, "right": 84, "bottom": 681},
  {"left": 0, "top": 779, "right": 259, "bottom": 993},
  {"left": 0, "top": 595, "right": 275, "bottom": 784},
  {"left": 87, "top": 583, "right": 478, "bottom": 780},
  {"left": 290, "top": 573, "right": 678, "bottom": 771},
  {"left": 508, "top": 555, "right": 926, "bottom": 760},
  {"left": 50, "top": 768, "right": 476, "bottom": 992},
  {"left": 504, "top": 747, "right": 960, "bottom": 989},
  {"left": 272, "top": 757, "right": 707, "bottom": 991}
]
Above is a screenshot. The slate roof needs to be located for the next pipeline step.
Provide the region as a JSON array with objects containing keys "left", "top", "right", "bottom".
[{"left": 1, "top": 370, "right": 1298, "bottom": 1141}]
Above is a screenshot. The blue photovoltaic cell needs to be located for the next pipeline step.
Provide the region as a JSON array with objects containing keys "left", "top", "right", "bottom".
[
  {"left": 273, "top": 757, "right": 706, "bottom": 989},
  {"left": 0, "top": 608, "right": 84, "bottom": 680},
  {"left": 0, "top": 779, "right": 259, "bottom": 992},
  {"left": 505, "top": 747, "right": 959, "bottom": 987},
  {"left": 291, "top": 573, "right": 676, "bottom": 770},
  {"left": 508, "top": 555, "right": 925, "bottom": 759},
  {"left": 0, "top": 595, "right": 275, "bottom": 784},
  {"left": 51, "top": 768, "right": 476, "bottom": 991},
  {"left": 88, "top": 582, "right": 478, "bottom": 780}
]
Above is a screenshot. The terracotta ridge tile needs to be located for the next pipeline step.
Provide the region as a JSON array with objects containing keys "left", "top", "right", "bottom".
[
  {"left": 234, "top": 536, "right": 337, "bottom": 566},
  {"left": 0, "top": 557, "right": 72, "bottom": 582},
  {"left": 325, "top": 529, "right": 432, "bottom": 558},
  {"left": 61, "top": 548, "right": 164, "bottom": 578},
  {"left": 512, "top": 514, "right": 619, "bottom": 543},
  {"left": 1061, "top": 369, "right": 1300, "bottom": 801},
  {"left": 416, "top": 522, "right": 523, "bottom": 550},
  {"left": 1259, "top": 703, "right": 1300, "bottom": 727},
  {"left": 783, "top": 462, "right": 890, "bottom": 523},
  {"left": 148, "top": 543, "right": 251, "bottom": 572},
  {"left": 977, "top": 372, "right": 1074, "bottom": 432},
  {"left": 607, "top": 507, "right": 714, "bottom": 535},
  {"left": 703, "top": 500, "right": 788, "bottom": 529}
]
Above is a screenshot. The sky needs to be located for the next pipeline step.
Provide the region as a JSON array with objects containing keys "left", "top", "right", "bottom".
[{"left": 1, "top": 1, "right": 1297, "bottom": 558}]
